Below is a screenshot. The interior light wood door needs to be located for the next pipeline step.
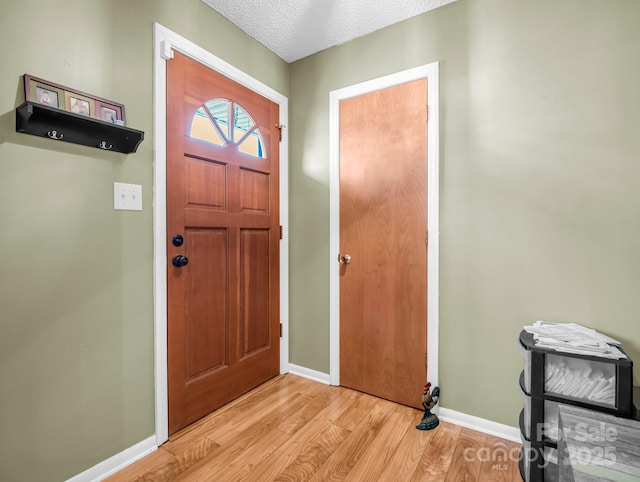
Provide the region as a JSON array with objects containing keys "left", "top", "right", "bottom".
[
  {"left": 339, "top": 79, "right": 428, "bottom": 409},
  {"left": 167, "top": 52, "right": 280, "bottom": 434}
]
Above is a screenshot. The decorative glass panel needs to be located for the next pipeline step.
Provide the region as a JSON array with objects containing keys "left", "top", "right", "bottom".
[
  {"left": 205, "top": 99, "right": 230, "bottom": 141},
  {"left": 233, "top": 104, "right": 253, "bottom": 140},
  {"left": 190, "top": 99, "right": 266, "bottom": 158},
  {"left": 238, "top": 129, "right": 265, "bottom": 158},
  {"left": 190, "top": 108, "right": 225, "bottom": 146}
]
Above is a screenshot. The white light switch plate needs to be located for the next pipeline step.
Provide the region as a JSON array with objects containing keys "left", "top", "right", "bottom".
[{"left": 114, "top": 182, "right": 142, "bottom": 211}]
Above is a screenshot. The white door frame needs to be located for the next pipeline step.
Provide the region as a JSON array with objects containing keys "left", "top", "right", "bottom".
[
  {"left": 328, "top": 63, "right": 440, "bottom": 388},
  {"left": 152, "top": 23, "right": 289, "bottom": 445}
]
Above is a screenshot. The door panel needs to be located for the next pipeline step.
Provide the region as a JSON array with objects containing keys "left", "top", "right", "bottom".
[
  {"left": 186, "top": 157, "right": 226, "bottom": 209},
  {"left": 339, "top": 79, "right": 428, "bottom": 409},
  {"left": 185, "top": 229, "right": 228, "bottom": 379},
  {"left": 239, "top": 229, "right": 271, "bottom": 356},
  {"left": 239, "top": 169, "right": 270, "bottom": 213},
  {"left": 167, "top": 52, "right": 280, "bottom": 434}
]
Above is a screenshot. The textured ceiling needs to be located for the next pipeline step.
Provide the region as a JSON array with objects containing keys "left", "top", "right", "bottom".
[{"left": 201, "top": 0, "right": 457, "bottom": 63}]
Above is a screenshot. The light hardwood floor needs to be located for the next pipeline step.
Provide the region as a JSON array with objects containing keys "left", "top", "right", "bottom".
[{"left": 106, "top": 374, "right": 522, "bottom": 481}]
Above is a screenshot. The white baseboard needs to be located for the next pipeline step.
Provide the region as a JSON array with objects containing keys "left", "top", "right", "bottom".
[
  {"left": 438, "top": 407, "right": 521, "bottom": 443},
  {"left": 288, "top": 364, "right": 331, "bottom": 385},
  {"left": 66, "top": 435, "right": 157, "bottom": 482}
]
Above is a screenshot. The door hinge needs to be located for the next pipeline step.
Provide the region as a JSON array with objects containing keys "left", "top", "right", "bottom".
[
  {"left": 279, "top": 225, "right": 283, "bottom": 240},
  {"left": 280, "top": 323, "right": 283, "bottom": 337},
  {"left": 275, "top": 124, "right": 285, "bottom": 142}
]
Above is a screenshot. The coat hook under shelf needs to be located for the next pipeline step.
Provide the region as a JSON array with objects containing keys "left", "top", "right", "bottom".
[
  {"left": 47, "top": 130, "right": 63, "bottom": 140},
  {"left": 98, "top": 141, "right": 113, "bottom": 150}
]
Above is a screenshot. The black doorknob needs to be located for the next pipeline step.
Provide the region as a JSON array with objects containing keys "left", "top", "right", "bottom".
[
  {"left": 172, "top": 254, "right": 189, "bottom": 267},
  {"left": 172, "top": 234, "right": 184, "bottom": 247}
]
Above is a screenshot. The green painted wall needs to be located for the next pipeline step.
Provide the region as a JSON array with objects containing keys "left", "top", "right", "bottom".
[
  {"left": 289, "top": 0, "right": 640, "bottom": 425},
  {"left": 0, "top": 0, "right": 287, "bottom": 480}
]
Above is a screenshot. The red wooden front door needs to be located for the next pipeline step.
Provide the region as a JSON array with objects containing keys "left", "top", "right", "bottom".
[{"left": 167, "top": 52, "right": 281, "bottom": 434}]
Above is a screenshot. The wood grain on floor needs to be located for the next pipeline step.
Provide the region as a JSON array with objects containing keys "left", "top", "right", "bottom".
[{"left": 105, "top": 374, "right": 522, "bottom": 482}]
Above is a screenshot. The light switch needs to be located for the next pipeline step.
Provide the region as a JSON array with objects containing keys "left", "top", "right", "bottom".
[{"left": 114, "top": 182, "right": 142, "bottom": 211}]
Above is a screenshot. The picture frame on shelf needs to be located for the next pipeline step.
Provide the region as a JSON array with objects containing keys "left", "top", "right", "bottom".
[
  {"left": 23, "top": 74, "right": 127, "bottom": 126},
  {"left": 24, "top": 75, "right": 65, "bottom": 109},
  {"left": 95, "top": 100, "right": 125, "bottom": 125},
  {"left": 64, "top": 91, "right": 95, "bottom": 117}
]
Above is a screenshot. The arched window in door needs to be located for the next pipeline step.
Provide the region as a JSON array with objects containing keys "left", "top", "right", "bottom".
[{"left": 189, "top": 98, "right": 266, "bottom": 158}]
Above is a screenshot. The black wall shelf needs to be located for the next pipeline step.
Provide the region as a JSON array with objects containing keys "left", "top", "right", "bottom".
[{"left": 16, "top": 101, "right": 144, "bottom": 154}]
